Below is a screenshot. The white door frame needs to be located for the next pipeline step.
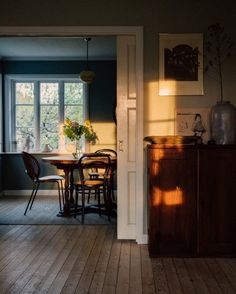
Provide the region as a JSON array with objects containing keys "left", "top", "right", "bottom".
[{"left": 0, "top": 26, "right": 145, "bottom": 244}]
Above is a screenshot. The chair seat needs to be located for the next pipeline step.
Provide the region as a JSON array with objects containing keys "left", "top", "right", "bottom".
[
  {"left": 74, "top": 179, "right": 104, "bottom": 187},
  {"left": 38, "top": 175, "right": 64, "bottom": 181},
  {"left": 22, "top": 151, "right": 64, "bottom": 215}
]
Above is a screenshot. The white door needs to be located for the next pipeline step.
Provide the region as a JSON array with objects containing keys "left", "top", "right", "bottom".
[{"left": 117, "top": 36, "right": 137, "bottom": 239}]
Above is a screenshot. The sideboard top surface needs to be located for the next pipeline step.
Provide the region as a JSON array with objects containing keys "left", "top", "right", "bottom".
[{"left": 147, "top": 144, "right": 236, "bottom": 150}]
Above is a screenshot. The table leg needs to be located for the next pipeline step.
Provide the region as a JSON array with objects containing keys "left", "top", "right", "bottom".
[
  {"left": 58, "top": 168, "right": 70, "bottom": 217},
  {"left": 69, "top": 169, "right": 75, "bottom": 204}
]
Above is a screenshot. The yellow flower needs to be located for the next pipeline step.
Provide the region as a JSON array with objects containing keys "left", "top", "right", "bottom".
[{"left": 84, "top": 120, "right": 91, "bottom": 127}]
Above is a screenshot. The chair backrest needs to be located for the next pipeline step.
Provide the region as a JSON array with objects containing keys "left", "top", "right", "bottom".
[
  {"left": 78, "top": 153, "right": 111, "bottom": 182},
  {"left": 95, "top": 149, "right": 117, "bottom": 157},
  {"left": 22, "top": 151, "right": 40, "bottom": 182},
  {"left": 95, "top": 149, "right": 117, "bottom": 172}
]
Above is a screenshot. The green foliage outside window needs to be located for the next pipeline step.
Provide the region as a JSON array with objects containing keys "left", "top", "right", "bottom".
[{"left": 14, "top": 80, "right": 84, "bottom": 151}]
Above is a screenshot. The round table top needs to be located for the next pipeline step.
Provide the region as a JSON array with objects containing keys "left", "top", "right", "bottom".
[
  {"left": 42, "top": 155, "right": 80, "bottom": 164},
  {"left": 42, "top": 155, "right": 117, "bottom": 165}
]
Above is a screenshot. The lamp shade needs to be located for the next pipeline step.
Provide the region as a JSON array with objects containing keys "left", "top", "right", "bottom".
[
  {"left": 79, "top": 69, "right": 96, "bottom": 84},
  {"left": 79, "top": 38, "right": 95, "bottom": 84}
]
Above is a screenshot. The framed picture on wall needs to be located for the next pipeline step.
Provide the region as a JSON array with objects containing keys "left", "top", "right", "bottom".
[
  {"left": 159, "top": 33, "right": 203, "bottom": 96},
  {"left": 175, "top": 108, "right": 210, "bottom": 143}
]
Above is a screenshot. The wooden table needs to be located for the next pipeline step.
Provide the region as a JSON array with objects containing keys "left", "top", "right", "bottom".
[{"left": 42, "top": 155, "right": 117, "bottom": 217}]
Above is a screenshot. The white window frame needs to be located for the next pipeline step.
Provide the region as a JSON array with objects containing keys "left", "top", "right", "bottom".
[{"left": 4, "top": 74, "right": 88, "bottom": 152}]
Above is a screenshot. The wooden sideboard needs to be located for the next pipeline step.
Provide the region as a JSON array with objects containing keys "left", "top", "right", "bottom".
[{"left": 147, "top": 144, "right": 236, "bottom": 256}]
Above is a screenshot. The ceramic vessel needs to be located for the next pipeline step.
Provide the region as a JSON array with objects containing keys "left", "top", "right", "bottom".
[
  {"left": 210, "top": 101, "right": 236, "bottom": 144},
  {"left": 43, "top": 144, "right": 52, "bottom": 152}
]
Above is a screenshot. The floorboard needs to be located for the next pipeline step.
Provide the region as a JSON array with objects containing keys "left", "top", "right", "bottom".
[
  {"left": 0, "top": 196, "right": 235, "bottom": 294},
  {"left": 0, "top": 226, "right": 235, "bottom": 294}
]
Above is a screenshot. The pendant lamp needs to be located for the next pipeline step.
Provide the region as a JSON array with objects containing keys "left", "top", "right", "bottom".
[{"left": 79, "top": 38, "right": 96, "bottom": 84}]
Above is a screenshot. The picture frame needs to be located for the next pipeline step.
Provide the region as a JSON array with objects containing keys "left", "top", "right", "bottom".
[
  {"left": 159, "top": 33, "right": 203, "bottom": 96},
  {"left": 175, "top": 108, "right": 210, "bottom": 143}
]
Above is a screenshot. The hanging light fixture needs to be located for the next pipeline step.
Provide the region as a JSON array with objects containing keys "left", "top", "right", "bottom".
[{"left": 79, "top": 38, "right": 96, "bottom": 84}]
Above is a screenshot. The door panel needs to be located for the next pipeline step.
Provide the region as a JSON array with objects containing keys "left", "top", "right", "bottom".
[
  {"left": 117, "top": 36, "right": 137, "bottom": 239},
  {"left": 148, "top": 148, "right": 197, "bottom": 255},
  {"left": 199, "top": 149, "right": 236, "bottom": 255}
]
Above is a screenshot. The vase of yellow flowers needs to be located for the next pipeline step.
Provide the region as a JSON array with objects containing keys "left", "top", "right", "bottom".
[{"left": 63, "top": 118, "right": 98, "bottom": 158}]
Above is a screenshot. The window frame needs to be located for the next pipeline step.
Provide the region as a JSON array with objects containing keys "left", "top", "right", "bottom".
[{"left": 4, "top": 74, "right": 88, "bottom": 152}]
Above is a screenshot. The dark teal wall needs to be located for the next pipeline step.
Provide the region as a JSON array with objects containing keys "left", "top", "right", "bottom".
[
  {"left": 89, "top": 62, "right": 117, "bottom": 122},
  {"left": 1, "top": 60, "right": 116, "bottom": 191},
  {"left": 2, "top": 153, "right": 116, "bottom": 190},
  {"left": 3, "top": 60, "right": 117, "bottom": 122},
  {"left": 0, "top": 155, "right": 2, "bottom": 192},
  {"left": 2, "top": 153, "right": 63, "bottom": 190}
]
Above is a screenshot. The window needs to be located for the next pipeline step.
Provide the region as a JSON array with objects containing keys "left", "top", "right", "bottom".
[{"left": 5, "top": 75, "right": 87, "bottom": 152}]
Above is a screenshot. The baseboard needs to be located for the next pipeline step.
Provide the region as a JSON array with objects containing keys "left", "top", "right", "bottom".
[
  {"left": 2, "top": 190, "right": 59, "bottom": 196},
  {"left": 137, "top": 234, "right": 148, "bottom": 244}
]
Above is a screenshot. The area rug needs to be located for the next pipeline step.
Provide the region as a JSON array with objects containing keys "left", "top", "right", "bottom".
[{"left": 0, "top": 196, "right": 117, "bottom": 225}]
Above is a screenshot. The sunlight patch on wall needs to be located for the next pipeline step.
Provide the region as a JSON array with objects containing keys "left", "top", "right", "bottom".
[
  {"left": 145, "top": 81, "right": 177, "bottom": 136},
  {"left": 159, "top": 79, "right": 177, "bottom": 96},
  {"left": 89, "top": 122, "right": 117, "bottom": 152}
]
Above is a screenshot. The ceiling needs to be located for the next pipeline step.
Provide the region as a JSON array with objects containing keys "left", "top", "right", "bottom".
[{"left": 0, "top": 37, "right": 116, "bottom": 60}]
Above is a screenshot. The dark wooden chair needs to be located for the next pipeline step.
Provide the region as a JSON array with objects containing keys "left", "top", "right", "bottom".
[
  {"left": 73, "top": 153, "right": 112, "bottom": 224},
  {"left": 93, "top": 149, "right": 117, "bottom": 201},
  {"left": 22, "top": 151, "right": 64, "bottom": 215}
]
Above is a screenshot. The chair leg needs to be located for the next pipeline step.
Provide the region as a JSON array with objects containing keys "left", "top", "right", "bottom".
[
  {"left": 87, "top": 187, "right": 91, "bottom": 203},
  {"left": 81, "top": 187, "right": 85, "bottom": 224},
  {"left": 29, "top": 182, "right": 40, "bottom": 210},
  {"left": 74, "top": 187, "right": 78, "bottom": 218},
  {"left": 110, "top": 175, "right": 115, "bottom": 201},
  {"left": 97, "top": 188, "right": 101, "bottom": 216},
  {"left": 103, "top": 184, "right": 111, "bottom": 222},
  {"left": 24, "top": 183, "right": 39, "bottom": 215}
]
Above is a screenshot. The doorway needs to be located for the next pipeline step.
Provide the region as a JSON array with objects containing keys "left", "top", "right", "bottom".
[{"left": 0, "top": 26, "right": 144, "bottom": 243}]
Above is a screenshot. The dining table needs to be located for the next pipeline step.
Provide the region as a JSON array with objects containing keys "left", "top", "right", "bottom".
[{"left": 42, "top": 154, "right": 117, "bottom": 217}]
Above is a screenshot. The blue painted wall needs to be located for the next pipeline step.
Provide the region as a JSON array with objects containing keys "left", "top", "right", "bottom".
[
  {"left": 2, "top": 153, "right": 64, "bottom": 190},
  {"left": 0, "top": 155, "right": 2, "bottom": 192},
  {"left": 1, "top": 60, "right": 116, "bottom": 190},
  {"left": 3, "top": 60, "right": 117, "bottom": 122}
]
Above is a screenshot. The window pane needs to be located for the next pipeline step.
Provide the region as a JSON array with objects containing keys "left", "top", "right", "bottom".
[
  {"left": 40, "top": 106, "right": 59, "bottom": 149},
  {"left": 40, "top": 83, "right": 59, "bottom": 104},
  {"left": 16, "top": 106, "right": 34, "bottom": 127},
  {"left": 16, "top": 128, "right": 34, "bottom": 151},
  {"left": 64, "top": 82, "right": 83, "bottom": 104},
  {"left": 65, "top": 105, "right": 83, "bottom": 122},
  {"left": 16, "top": 83, "right": 34, "bottom": 104},
  {"left": 10, "top": 78, "right": 85, "bottom": 152},
  {"left": 40, "top": 130, "right": 59, "bottom": 150}
]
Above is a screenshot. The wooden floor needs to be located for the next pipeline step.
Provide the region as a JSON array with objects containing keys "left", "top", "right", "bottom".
[{"left": 0, "top": 225, "right": 235, "bottom": 294}]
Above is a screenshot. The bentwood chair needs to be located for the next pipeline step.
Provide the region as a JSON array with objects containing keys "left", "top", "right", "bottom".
[
  {"left": 93, "top": 149, "right": 117, "bottom": 201},
  {"left": 22, "top": 151, "right": 64, "bottom": 215},
  {"left": 73, "top": 153, "right": 111, "bottom": 224}
]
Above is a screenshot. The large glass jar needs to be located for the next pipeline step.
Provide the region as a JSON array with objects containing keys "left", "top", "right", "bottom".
[{"left": 210, "top": 101, "right": 236, "bottom": 144}]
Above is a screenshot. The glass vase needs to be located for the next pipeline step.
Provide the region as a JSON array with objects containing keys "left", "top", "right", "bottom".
[
  {"left": 72, "top": 140, "right": 82, "bottom": 158},
  {"left": 210, "top": 101, "right": 236, "bottom": 144}
]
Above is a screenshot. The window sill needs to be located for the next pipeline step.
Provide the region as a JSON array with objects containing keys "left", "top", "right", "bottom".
[{"left": 1, "top": 150, "right": 74, "bottom": 155}]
